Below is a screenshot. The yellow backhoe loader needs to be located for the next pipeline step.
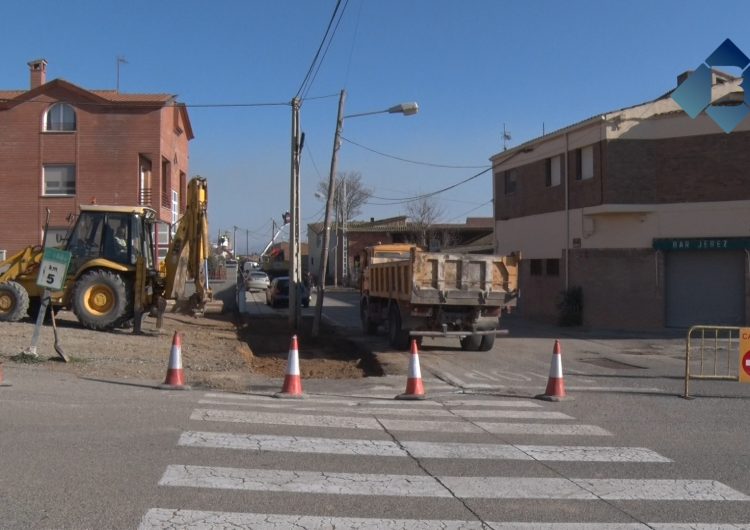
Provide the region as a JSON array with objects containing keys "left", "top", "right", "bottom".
[{"left": 0, "top": 177, "right": 211, "bottom": 331}]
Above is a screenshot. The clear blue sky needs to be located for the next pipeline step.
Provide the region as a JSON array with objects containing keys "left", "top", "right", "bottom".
[{"left": 2, "top": 0, "right": 749, "bottom": 253}]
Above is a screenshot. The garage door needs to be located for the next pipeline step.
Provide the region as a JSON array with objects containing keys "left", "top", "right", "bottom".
[{"left": 665, "top": 250, "right": 745, "bottom": 327}]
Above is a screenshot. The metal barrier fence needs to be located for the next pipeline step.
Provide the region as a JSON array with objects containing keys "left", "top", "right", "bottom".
[{"left": 684, "top": 325, "right": 741, "bottom": 399}]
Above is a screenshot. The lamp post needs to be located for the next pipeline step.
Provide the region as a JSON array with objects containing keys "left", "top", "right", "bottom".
[{"left": 312, "top": 89, "right": 418, "bottom": 337}]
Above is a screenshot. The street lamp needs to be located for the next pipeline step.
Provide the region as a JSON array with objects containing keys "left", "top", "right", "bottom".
[{"left": 312, "top": 89, "right": 419, "bottom": 337}]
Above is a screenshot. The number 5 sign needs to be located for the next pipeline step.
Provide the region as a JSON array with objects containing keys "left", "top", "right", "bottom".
[
  {"left": 36, "top": 247, "right": 72, "bottom": 291},
  {"left": 740, "top": 328, "right": 750, "bottom": 384}
]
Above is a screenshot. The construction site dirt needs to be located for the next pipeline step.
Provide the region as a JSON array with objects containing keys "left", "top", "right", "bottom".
[{"left": 0, "top": 308, "right": 383, "bottom": 393}]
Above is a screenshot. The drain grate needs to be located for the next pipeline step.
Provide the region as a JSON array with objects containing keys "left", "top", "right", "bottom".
[{"left": 578, "top": 357, "right": 646, "bottom": 370}]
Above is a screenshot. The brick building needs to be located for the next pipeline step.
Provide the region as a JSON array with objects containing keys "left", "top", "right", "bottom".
[
  {"left": 0, "top": 59, "right": 193, "bottom": 257},
  {"left": 491, "top": 70, "right": 750, "bottom": 329}
]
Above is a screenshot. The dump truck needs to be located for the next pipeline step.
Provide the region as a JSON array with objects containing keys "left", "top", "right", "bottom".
[
  {"left": 359, "top": 244, "right": 519, "bottom": 350},
  {"left": 0, "top": 177, "right": 211, "bottom": 331}
]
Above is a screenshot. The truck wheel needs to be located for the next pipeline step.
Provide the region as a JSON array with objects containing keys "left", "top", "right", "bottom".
[
  {"left": 0, "top": 281, "right": 30, "bottom": 322},
  {"left": 479, "top": 333, "right": 496, "bottom": 351},
  {"left": 73, "top": 270, "right": 129, "bottom": 330},
  {"left": 388, "top": 305, "right": 409, "bottom": 350},
  {"left": 361, "top": 300, "right": 378, "bottom": 335},
  {"left": 460, "top": 334, "right": 482, "bottom": 351}
]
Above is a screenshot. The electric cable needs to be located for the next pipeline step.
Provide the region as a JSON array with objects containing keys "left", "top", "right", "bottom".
[{"left": 342, "top": 136, "right": 491, "bottom": 169}]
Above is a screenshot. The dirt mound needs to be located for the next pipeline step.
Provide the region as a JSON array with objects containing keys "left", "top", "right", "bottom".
[{"left": 0, "top": 308, "right": 382, "bottom": 392}]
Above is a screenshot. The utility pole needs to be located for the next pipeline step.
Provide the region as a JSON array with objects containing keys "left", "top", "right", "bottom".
[
  {"left": 312, "top": 89, "right": 345, "bottom": 337},
  {"left": 289, "top": 97, "right": 302, "bottom": 330}
]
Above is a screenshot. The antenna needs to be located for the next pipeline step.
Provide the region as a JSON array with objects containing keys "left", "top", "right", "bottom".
[
  {"left": 116, "top": 55, "right": 128, "bottom": 92},
  {"left": 502, "top": 123, "right": 511, "bottom": 151}
]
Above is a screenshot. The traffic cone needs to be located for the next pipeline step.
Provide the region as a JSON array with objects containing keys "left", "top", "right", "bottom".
[
  {"left": 159, "top": 332, "right": 190, "bottom": 390},
  {"left": 274, "top": 335, "right": 304, "bottom": 399},
  {"left": 536, "top": 339, "right": 569, "bottom": 402},
  {"left": 0, "top": 362, "right": 11, "bottom": 387},
  {"left": 396, "top": 339, "right": 426, "bottom": 400}
]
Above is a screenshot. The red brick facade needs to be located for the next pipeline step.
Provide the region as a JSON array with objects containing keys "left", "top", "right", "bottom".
[{"left": 0, "top": 60, "right": 192, "bottom": 255}]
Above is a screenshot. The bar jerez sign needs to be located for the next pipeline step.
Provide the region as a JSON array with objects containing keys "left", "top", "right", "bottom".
[{"left": 653, "top": 237, "right": 750, "bottom": 251}]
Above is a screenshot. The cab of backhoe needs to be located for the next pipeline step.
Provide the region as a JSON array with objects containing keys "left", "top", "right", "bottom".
[{"left": 65, "top": 206, "right": 156, "bottom": 274}]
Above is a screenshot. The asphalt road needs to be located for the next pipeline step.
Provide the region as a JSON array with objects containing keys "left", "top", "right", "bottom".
[{"left": 1, "top": 289, "right": 749, "bottom": 528}]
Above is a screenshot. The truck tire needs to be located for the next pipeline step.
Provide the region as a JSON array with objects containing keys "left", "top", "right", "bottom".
[
  {"left": 388, "top": 305, "right": 409, "bottom": 350},
  {"left": 73, "top": 270, "right": 129, "bottom": 330},
  {"left": 479, "top": 333, "right": 496, "bottom": 351},
  {"left": 460, "top": 334, "right": 482, "bottom": 351},
  {"left": 361, "top": 300, "right": 378, "bottom": 335},
  {"left": 0, "top": 281, "right": 30, "bottom": 322}
]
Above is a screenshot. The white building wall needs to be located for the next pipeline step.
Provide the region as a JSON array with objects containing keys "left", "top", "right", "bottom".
[{"left": 496, "top": 200, "right": 750, "bottom": 257}]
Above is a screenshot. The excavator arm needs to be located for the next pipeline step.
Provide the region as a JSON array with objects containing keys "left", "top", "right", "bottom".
[{"left": 161, "top": 177, "right": 211, "bottom": 313}]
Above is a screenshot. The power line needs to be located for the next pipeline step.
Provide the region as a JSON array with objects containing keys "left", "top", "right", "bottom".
[
  {"left": 295, "top": 0, "right": 345, "bottom": 100},
  {"left": 368, "top": 167, "right": 492, "bottom": 204},
  {"left": 301, "top": 0, "right": 350, "bottom": 101},
  {"left": 446, "top": 199, "right": 493, "bottom": 223},
  {"left": 341, "top": 136, "right": 490, "bottom": 169}
]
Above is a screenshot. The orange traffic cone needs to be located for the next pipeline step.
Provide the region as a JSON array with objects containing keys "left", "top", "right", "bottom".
[
  {"left": 159, "top": 332, "right": 190, "bottom": 390},
  {"left": 536, "top": 339, "right": 569, "bottom": 401},
  {"left": 0, "top": 362, "right": 11, "bottom": 387},
  {"left": 396, "top": 339, "right": 426, "bottom": 400},
  {"left": 274, "top": 335, "right": 304, "bottom": 399}
]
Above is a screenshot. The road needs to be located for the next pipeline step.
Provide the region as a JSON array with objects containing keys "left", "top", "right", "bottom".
[{"left": 1, "top": 289, "right": 749, "bottom": 528}]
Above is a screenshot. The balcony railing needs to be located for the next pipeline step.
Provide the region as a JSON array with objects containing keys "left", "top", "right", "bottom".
[{"left": 139, "top": 188, "right": 152, "bottom": 206}]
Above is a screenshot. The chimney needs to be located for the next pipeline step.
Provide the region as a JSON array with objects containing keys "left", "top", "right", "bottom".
[
  {"left": 28, "top": 59, "right": 48, "bottom": 89},
  {"left": 676, "top": 70, "right": 693, "bottom": 86}
]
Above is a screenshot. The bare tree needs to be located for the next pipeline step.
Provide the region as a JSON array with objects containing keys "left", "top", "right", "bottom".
[
  {"left": 405, "top": 196, "right": 445, "bottom": 248},
  {"left": 316, "top": 171, "right": 373, "bottom": 222}
]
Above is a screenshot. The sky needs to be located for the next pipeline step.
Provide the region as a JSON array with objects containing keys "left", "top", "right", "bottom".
[{"left": 2, "top": 0, "right": 750, "bottom": 254}]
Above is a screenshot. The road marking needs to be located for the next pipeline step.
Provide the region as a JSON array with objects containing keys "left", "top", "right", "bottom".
[
  {"left": 439, "top": 399, "right": 542, "bottom": 407},
  {"left": 158, "top": 466, "right": 750, "bottom": 501},
  {"left": 515, "top": 445, "right": 672, "bottom": 462},
  {"left": 197, "top": 400, "right": 457, "bottom": 417},
  {"left": 159, "top": 465, "right": 452, "bottom": 497},
  {"left": 202, "top": 393, "right": 447, "bottom": 407},
  {"left": 142, "top": 509, "right": 721, "bottom": 529},
  {"left": 452, "top": 409, "right": 574, "bottom": 420},
  {"left": 198, "top": 399, "right": 562, "bottom": 419},
  {"left": 178, "top": 431, "right": 670, "bottom": 462},
  {"left": 477, "top": 422, "right": 612, "bottom": 436},
  {"left": 190, "top": 409, "right": 383, "bottom": 430}
]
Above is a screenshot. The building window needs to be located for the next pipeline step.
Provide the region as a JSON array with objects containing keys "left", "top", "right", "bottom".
[
  {"left": 504, "top": 169, "right": 517, "bottom": 195},
  {"left": 545, "top": 155, "right": 562, "bottom": 187},
  {"left": 161, "top": 158, "right": 171, "bottom": 208},
  {"left": 530, "top": 259, "right": 543, "bottom": 276},
  {"left": 576, "top": 145, "right": 594, "bottom": 180},
  {"left": 546, "top": 258, "right": 560, "bottom": 276},
  {"left": 45, "top": 102, "right": 76, "bottom": 132},
  {"left": 172, "top": 190, "right": 179, "bottom": 224},
  {"left": 43, "top": 164, "right": 76, "bottom": 195},
  {"left": 179, "top": 171, "right": 187, "bottom": 212}
]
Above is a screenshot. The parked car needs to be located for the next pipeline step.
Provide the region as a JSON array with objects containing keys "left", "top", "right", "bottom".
[
  {"left": 245, "top": 271, "right": 270, "bottom": 292},
  {"left": 266, "top": 276, "right": 310, "bottom": 308}
]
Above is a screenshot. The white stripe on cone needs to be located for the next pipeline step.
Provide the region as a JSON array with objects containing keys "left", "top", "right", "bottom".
[
  {"left": 162, "top": 332, "right": 187, "bottom": 388},
  {"left": 538, "top": 339, "right": 566, "bottom": 400},
  {"left": 397, "top": 339, "right": 425, "bottom": 399},
  {"left": 275, "top": 335, "right": 303, "bottom": 397}
]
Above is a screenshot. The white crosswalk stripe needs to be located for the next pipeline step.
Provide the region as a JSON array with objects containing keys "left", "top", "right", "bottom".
[
  {"left": 140, "top": 509, "right": 750, "bottom": 529},
  {"left": 142, "top": 391, "right": 749, "bottom": 528},
  {"left": 178, "top": 431, "right": 671, "bottom": 462},
  {"left": 159, "top": 465, "right": 750, "bottom": 501}
]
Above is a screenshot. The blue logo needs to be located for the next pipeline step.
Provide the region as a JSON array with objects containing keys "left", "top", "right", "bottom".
[{"left": 671, "top": 38, "right": 750, "bottom": 133}]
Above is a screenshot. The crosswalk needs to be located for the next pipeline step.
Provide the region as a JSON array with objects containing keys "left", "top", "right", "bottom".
[{"left": 139, "top": 390, "right": 750, "bottom": 529}]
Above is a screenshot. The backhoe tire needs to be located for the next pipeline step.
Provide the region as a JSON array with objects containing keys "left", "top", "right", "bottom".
[
  {"left": 460, "top": 334, "right": 482, "bottom": 351},
  {"left": 0, "top": 281, "right": 30, "bottom": 322},
  {"left": 387, "top": 305, "right": 409, "bottom": 350},
  {"left": 73, "top": 270, "right": 129, "bottom": 331},
  {"left": 479, "top": 333, "right": 496, "bottom": 351}
]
